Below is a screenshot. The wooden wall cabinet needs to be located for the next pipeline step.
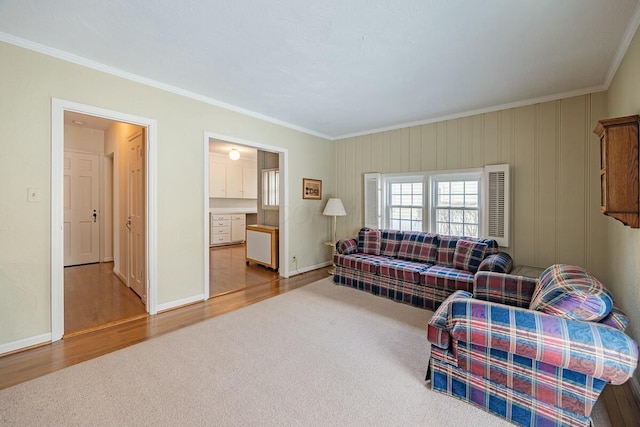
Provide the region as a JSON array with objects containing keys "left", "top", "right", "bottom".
[{"left": 593, "top": 115, "right": 639, "bottom": 228}]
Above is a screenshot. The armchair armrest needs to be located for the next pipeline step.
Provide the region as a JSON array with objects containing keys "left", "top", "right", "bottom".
[
  {"left": 478, "top": 252, "right": 513, "bottom": 273},
  {"left": 447, "top": 299, "right": 639, "bottom": 384},
  {"left": 473, "top": 271, "right": 537, "bottom": 308},
  {"left": 336, "top": 238, "right": 357, "bottom": 255},
  {"left": 427, "top": 290, "right": 472, "bottom": 349}
]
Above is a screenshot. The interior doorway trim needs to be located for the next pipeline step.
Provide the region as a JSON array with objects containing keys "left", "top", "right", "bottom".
[
  {"left": 51, "top": 98, "right": 158, "bottom": 341},
  {"left": 203, "top": 131, "right": 289, "bottom": 300}
]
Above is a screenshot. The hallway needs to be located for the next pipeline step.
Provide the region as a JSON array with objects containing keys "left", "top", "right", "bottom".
[{"left": 64, "top": 262, "right": 146, "bottom": 336}]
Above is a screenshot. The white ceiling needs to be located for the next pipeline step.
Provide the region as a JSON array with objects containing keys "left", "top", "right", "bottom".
[{"left": 1, "top": 1, "right": 639, "bottom": 139}]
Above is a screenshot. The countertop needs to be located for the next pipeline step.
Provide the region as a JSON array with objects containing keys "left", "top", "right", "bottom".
[{"left": 210, "top": 208, "right": 258, "bottom": 214}]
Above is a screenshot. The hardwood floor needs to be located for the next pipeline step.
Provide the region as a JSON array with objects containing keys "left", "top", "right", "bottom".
[
  {"left": 210, "top": 243, "right": 280, "bottom": 296},
  {"left": 0, "top": 254, "right": 327, "bottom": 391},
  {"left": 2, "top": 251, "right": 639, "bottom": 425},
  {"left": 64, "top": 262, "right": 146, "bottom": 336}
]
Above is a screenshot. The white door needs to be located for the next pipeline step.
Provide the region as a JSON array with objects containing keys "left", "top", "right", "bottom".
[
  {"left": 64, "top": 151, "right": 100, "bottom": 266},
  {"left": 128, "top": 130, "right": 146, "bottom": 301}
]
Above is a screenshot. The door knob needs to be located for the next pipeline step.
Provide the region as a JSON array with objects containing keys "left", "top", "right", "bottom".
[
  {"left": 93, "top": 210, "right": 97, "bottom": 222},
  {"left": 126, "top": 217, "right": 131, "bottom": 230}
]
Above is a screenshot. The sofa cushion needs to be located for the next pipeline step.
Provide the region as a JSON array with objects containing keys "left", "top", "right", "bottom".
[
  {"left": 437, "top": 236, "right": 499, "bottom": 267},
  {"left": 397, "top": 231, "right": 439, "bottom": 263},
  {"left": 334, "top": 253, "right": 388, "bottom": 275},
  {"left": 380, "top": 229, "right": 403, "bottom": 257},
  {"left": 529, "top": 264, "right": 613, "bottom": 321},
  {"left": 452, "top": 239, "right": 488, "bottom": 273},
  {"left": 420, "top": 265, "right": 475, "bottom": 293},
  {"left": 379, "top": 259, "right": 431, "bottom": 283},
  {"left": 357, "top": 228, "right": 381, "bottom": 255}
]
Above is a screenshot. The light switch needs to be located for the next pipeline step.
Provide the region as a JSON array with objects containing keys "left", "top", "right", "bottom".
[{"left": 27, "top": 187, "right": 41, "bottom": 202}]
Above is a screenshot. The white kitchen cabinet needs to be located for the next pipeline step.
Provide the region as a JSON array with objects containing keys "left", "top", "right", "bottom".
[
  {"left": 210, "top": 214, "right": 231, "bottom": 245},
  {"left": 210, "top": 213, "right": 246, "bottom": 246},
  {"left": 209, "top": 153, "right": 257, "bottom": 200},
  {"left": 231, "top": 214, "right": 246, "bottom": 242},
  {"left": 226, "top": 163, "right": 243, "bottom": 198},
  {"left": 242, "top": 166, "right": 258, "bottom": 199},
  {"left": 209, "top": 154, "right": 226, "bottom": 198}
]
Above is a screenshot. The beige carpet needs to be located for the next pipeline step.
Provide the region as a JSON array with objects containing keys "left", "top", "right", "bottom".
[{"left": 0, "top": 278, "right": 610, "bottom": 426}]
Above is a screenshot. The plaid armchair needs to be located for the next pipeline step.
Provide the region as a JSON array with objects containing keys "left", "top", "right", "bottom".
[{"left": 426, "top": 266, "right": 638, "bottom": 427}]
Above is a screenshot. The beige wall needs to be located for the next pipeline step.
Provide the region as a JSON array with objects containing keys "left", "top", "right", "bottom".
[
  {"left": 336, "top": 94, "right": 609, "bottom": 278},
  {"left": 0, "top": 41, "right": 334, "bottom": 349},
  {"left": 604, "top": 25, "right": 640, "bottom": 390}
]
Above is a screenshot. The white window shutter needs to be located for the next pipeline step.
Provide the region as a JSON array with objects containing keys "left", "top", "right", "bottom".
[
  {"left": 484, "top": 164, "right": 510, "bottom": 247},
  {"left": 364, "top": 173, "right": 382, "bottom": 229}
]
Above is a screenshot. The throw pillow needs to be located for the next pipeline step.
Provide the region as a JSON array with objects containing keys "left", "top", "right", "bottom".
[
  {"left": 529, "top": 264, "right": 613, "bottom": 321},
  {"left": 397, "top": 232, "right": 439, "bottom": 264},
  {"left": 453, "top": 240, "right": 489, "bottom": 273},
  {"left": 380, "top": 230, "right": 403, "bottom": 257},
  {"left": 357, "top": 228, "right": 381, "bottom": 256}
]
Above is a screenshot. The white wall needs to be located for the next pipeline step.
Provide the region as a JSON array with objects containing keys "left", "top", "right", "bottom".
[
  {"left": 603, "top": 24, "right": 640, "bottom": 392},
  {"left": 0, "top": 40, "right": 334, "bottom": 351}
]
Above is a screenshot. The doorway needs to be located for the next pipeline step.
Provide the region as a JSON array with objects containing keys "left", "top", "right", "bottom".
[
  {"left": 51, "top": 99, "right": 159, "bottom": 342},
  {"left": 62, "top": 112, "right": 147, "bottom": 335},
  {"left": 203, "top": 132, "right": 290, "bottom": 300}
]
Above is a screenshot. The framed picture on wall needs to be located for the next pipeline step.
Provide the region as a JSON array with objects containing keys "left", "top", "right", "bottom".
[{"left": 302, "top": 178, "right": 322, "bottom": 200}]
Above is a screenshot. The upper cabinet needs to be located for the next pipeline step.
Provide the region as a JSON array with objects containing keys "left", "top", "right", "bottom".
[
  {"left": 593, "top": 115, "right": 639, "bottom": 228},
  {"left": 209, "top": 153, "right": 258, "bottom": 199}
]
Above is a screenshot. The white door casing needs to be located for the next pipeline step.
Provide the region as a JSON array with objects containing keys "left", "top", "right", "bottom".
[
  {"left": 52, "top": 98, "right": 158, "bottom": 342},
  {"left": 128, "top": 130, "right": 146, "bottom": 301},
  {"left": 64, "top": 151, "right": 100, "bottom": 266},
  {"left": 203, "top": 131, "right": 289, "bottom": 301}
]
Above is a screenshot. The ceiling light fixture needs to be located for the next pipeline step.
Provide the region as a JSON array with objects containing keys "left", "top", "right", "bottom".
[
  {"left": 229, "top": 148, "right": 240, "bottom": 160},
  {"left": 72, "top": 120, "right": 84, "bottom": 125}
]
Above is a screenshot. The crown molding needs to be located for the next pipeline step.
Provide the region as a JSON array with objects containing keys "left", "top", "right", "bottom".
[
  {"left": 0, "top": 32, "right": 332, "bottom": 141},
  {"left": 334, "top": 85, "right": 607, "bottom": 140},
  {"left": 604, "top": 2, "right": 640, "bottom": 88}
]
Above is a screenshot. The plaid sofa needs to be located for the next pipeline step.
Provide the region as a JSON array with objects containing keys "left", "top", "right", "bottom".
[
  {"left": 333, "top": 228, "right": 513, "bottom": 310},
  {"left": 427, "top": 265, "right": 639, "bottom": 427}
]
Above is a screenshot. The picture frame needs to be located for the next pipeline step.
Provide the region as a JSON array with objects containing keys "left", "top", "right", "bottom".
[{"left": 302, "top": 178, "right": 322, "bottom": 200}]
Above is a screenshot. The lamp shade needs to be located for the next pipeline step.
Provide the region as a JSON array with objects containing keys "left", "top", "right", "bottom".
[{"left": 323, "top": 198, "right": 346, "bottom": 216}]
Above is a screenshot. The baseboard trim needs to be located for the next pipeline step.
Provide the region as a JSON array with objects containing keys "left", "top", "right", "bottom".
[
  {"left": 113, "top": 269, "right": 127, "bottom": 285},
  {"left": 288, "top": 261, "right": 331, "bottom": 277},
  {"left": 156, "top": 293, "right": 205, "bottom": 313},
  {"left": 102, "top": 257, "right": 114, "bottom": 262},
  {"left": 0, "top": 333, "right": 51, "bottom": 356}
]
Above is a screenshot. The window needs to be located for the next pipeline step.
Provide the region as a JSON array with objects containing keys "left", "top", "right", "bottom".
[
  {"left": 432, "top": 177, "right": 480, "bottom": 237},
  {"left": 366, "top": 165, "right": 509, "bottom": 245},
  {"left": 262, "top": 168, "right": 279, "bottom": 209},
  {"left": 387, "top": 178, "right": 424, "bottom": 231}
]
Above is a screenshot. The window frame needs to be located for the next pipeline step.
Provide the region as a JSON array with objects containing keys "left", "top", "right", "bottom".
[
  {"left": 430, "top": 171, "right": 483, "bottom": 238},
  {"left": 384, "top": 175, "right": 426, "bottom": 232},
  {"left": 261, "top": 168, "right": 280, "bottom": 210}
]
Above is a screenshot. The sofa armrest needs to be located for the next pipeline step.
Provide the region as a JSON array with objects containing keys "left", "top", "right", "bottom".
[
  {"left": 336, "top": 238, "right": 358, "bottom": 255},
  {"left": 473, "top": 271, "right": 537, "bottom": 308},
  {"left": 427, "top": 290, "right": 472, "bottom": 349},
  {"left": 447, "top": 299, "right": 639, "bottom": 384},
  {"left": 478, "top": 252, "right": 513, "bottom": 273}
]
